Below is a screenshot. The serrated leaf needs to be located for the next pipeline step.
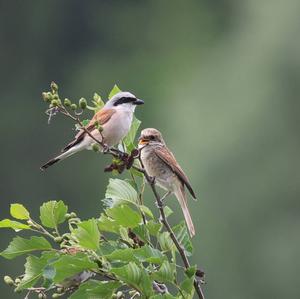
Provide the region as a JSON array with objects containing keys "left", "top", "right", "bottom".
[
  {"left": 40, "top": 200, "right": 68, "bottom": 228},
  {"left": 105, "top": 248, "right": 138, "bottom": 263},
  {"left": 105, "top": 178, "right": 139, "bottom": 207},
  {"left": 10, "top": 203, "right": 30, "bottom": 220},
  {"left": 139, "top": 205, "right": 154, "bottom": 219},
  {"left": 133, "top": 245, "right": 165, "bottom": 264},
  {"left": 150, "top": 294, "right": 178, "bottom": 299},
  {"left": 51, "top": 253, "right": 98, "bottom": 283},
  {"left": 98, "top": 214, "right": 120, "bottom": 233},
  {"left": 123, "top": 116, "right": 141, "bottom": 152},
  {"left": 132, "top": 225, "right": 150, "bottom": 243},
  {"left": 106, "top": 205, "right": 141, "bottom": 228},
  {"left": 157, "top": 232, "right": 175, "bottom": 252},
  {"left": 17, "top": 252, "right": 57, "bottom": 290},
  {"left": 152, "top": 261, "right": 175, "bottom": 283},
  {"left": 0, "top": 236, "right": 52, "bottom": 259},
  {"left": 111, "top": 262, "right": 153, "bottom": 297},
  {"left": 146, "top": 220, "right": 162, "bottom": 236},
  {"left": 164, "top": 206, "right": 173, "bottom": 218},
  {"left": 180, "top": 275, "right": 195, "bottom": 296},
  {"left": 69, "top": 280, "right": 121, "bottom": 299},
  {"left": 173, "top": 221, "right": 193, "bottom": 256},
  {"left": 0, "top": 219, "right": 30, "bottom": 231},
  {"left": 72, "top": 219, "right": 100, "bottom": 250},
  {"left": 108, "top": 84, "right": 121, "bottom": 99}
]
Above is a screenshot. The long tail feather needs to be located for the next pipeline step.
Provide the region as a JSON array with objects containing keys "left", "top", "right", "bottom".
[
  {"left": 175, "top": 185, "right": 196, "bottom": 238},
  {"left": 40, "top": 142, "right": 86, "bottom": 171}
]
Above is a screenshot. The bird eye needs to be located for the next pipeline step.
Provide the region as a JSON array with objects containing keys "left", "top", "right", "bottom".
[{"left": 149, "top": 135, "right": 155, "bottom": 140}]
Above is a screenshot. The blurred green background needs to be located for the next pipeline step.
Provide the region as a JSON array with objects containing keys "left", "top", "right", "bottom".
[{"left": 1, "top": 0, "right": 299, "bottom": 298}]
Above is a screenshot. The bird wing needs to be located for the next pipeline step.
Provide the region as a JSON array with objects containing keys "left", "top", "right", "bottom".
[
  {"left": 62, "top": 108, "right": 116, "bottom": 152},
  {"left": 154, "top": 146, "right": 197, "bottom": 199}
]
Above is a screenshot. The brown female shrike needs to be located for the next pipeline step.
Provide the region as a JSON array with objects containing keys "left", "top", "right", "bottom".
[
  {"left": 41, "top": 92, "right": 144, "bottom": 170},
  {"left": 138, "top": 128, "right": 196, "bottom": 238}
]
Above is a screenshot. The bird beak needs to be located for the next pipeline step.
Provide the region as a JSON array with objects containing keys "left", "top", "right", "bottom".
[
  {"left": 138, "top": 137, "right": 149, "bottom": 145},
  {"left": 134, "top": 98, "right": 144, "bottom": 105}
]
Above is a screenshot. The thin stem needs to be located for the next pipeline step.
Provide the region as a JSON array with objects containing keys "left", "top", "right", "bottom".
[{"left": 137, "top": 157, "right": 205, "bottom": 299}]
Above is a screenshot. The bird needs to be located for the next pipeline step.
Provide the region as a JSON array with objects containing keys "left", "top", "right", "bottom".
[
  {"left": 41, "top": 91, "right": 144, "bottom": 170},
  {"left": 138, "top": 128, "right": 197, "bottom": 237}
]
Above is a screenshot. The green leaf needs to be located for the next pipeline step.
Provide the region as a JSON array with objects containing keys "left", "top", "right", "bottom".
[
  {"left": 152, "top": 261, "right": 175, "bottom": 283},
  {"left": 69, "top": 280, "right": 121, "bottom": 299},
  {"left": 111, "top": 262, "right": 153, "bottom": 297},
  {"left": 51, "top": 253, "right": 98, "bottom": 283},
  {"left": 139, "top": 205, "right": 154, "bottom": 219},
  {"left": 123, "top": 116, "right": 141, "bottom": 152},
  {"left": 132, "top": 225, "right": 150, "bottom": 243},
  {"left": 157, "top": 232, "right": 175, "bottom": 252},
  {"left": 104, "top": 178, "right": 139, "bottom": 207},
  {"left": 133, "top": 245, "right": 166, "bottom": 264},
  {"left": 173, "top": 221, "right": 193, "bottom": 256},
  {"left": 180, "top": 276, "right": 195, "bottom": 296},
  {"left": 0, "top": 219, "right": 30, "bottom": 231},
  {"left": 164, "top": 206, "right": 173, "bottom": 218},
  {"left": 0, "top": 236, "right": 52, "bottom": 259},
  {"left": 17, "top": 252, "right": 57, "bottom": 290},
  {"left": 105, "top": 248, "right": 137, "bottom": 263},
  {"left": 150, "top": 294, "right": 178, "bottom": 299},
  {"left": 10, "top": 203, "right": 30, "bottom": 220},
  {"left": 40, "top": 200, "right": 68, "bottom": 228},
  {"left": 180, "top": 265, "right": 196, "bottom": 297},
  {"left": 106, "top": 205, "right": 141, "bottom": 228},
  {"left": 72, "top": 219, "right": 100, "bottom": 250},
  {"left": 108, "top": 84, "right": 122, "bottom": 99},
  {"left": 146, "top": 220, "right": 162, "bottom": 236},
  {"left": 98, "top": 214, "right": 120, "bottom": 233}
]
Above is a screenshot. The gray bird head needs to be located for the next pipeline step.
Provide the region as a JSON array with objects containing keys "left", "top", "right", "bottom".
[
  {"left": 139, "top": 128, "right": 166, "bottom": 146},
  {"left": 104, "top": 91, "right": 144, "bottom": 110}
]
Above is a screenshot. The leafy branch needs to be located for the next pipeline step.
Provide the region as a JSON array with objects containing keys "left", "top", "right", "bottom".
[{"left": 0, "top": 83, "right": 206, "bottom": 299}]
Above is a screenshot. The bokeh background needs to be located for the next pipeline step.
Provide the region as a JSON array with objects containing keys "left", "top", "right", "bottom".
[{"left": 1, "top": 1, "right": 299, "bottom": 298}]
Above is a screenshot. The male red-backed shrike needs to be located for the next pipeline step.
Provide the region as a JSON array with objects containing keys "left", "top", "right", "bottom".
[
  {"left": 138, "top": 128, "right": 197, "bottom": 237},
  {"left": 41, "top": 91, "right": 144, "bottom": 170}
]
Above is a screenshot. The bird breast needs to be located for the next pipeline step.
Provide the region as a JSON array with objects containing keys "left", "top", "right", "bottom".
[
  {"left": 140, "top": 146, "right": 177, "bottom": 192},
  {"left": 102, "top": 109, "right": 133, "bottom": 146}
]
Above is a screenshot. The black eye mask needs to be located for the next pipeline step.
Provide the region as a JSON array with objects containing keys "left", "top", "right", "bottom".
[{"left": 113, "top": 97, "right": 136, "bottom": 106}]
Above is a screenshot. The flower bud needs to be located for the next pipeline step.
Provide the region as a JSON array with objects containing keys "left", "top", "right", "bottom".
[
  {"left": 38, "top": 293, "right": 46, "bottom": 299},
  {"left": 53, "top": 94, "right": 59, "bottom": 100},
  {"left": 51, "top": 100, "right": 59, "bottom": 107},
  {"left": 4, "top": 276, "right": 14, "bottom": 286},
  {"left": 54, "top": 237, "right": 63, "bottom": 243},
  {"left": 14, "top": 278, "right": 21, "bottom": 284},
  {"left": 51, "top": 81, "right": 58, "bottom": 93},
  {"left": 65, "top": 213, "right": 72, "bottom": 220},
  {"left": 64, "top": 98, "right": 71, "bottom": 107},
  {"left": 92, "top": 143, "right": 100, "bottom": 152},
  {"left": 93, "top": 93, "right": 101, "bottom": 102},
  {"left": 116, "top": 291, "right": 124, "bottom": 299},
  {"left": 42, "top": 92, "right": 52, "bottom": 103},
  {"left": 69, "top": 212, "right": 77, "bottom": 218},
  {"left": 56, "top": 287, "right": 64, "bottom": 294},
  {"left": 79, "top": 98, "right": 87, "bottom": 109},
  {"left": 52, "top": 293, "right": 60, "bottom": 298},
  {"left": 70, "top": 104, "right": 77, "bottom": 110}
]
